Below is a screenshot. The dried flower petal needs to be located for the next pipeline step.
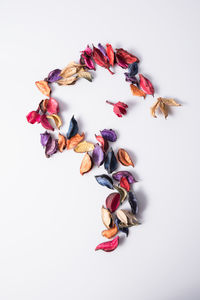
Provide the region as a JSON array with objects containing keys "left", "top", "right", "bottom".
[
  {"left": 112, "top": 171, "right": 137, "bottom": 184},
  {"left": 92, "top": 144, "right": 104, "bottom": 167},
  {"left": 116, "top": 48, "right": 139, "bottom": 64},
  {"left": 93, "top": 45, "right": 114, "bottom": 74},
  {"left": 124, "top": 73, "right": 138, "bottom": 85},
  {"left": 40, "top": 131, "right": 51, "bottom": 147},
  {"left": 58, "top": 133, "right": 66, "bottom": 152},
  {"left": 139, "top": 74, "right": 154, "bottom": 96},
  {"left": 128, "top": 62, "right": 138, "bottom": 76},
  {"left": 106, "top": 101, "right": 128, "bottom": 117},
  {"left": 160, "top": 98, "right": 181, "bottom": 106},
  {"left": 74, "top": 141, "right": 94, "bottom": 153},
  {"left": 95, "top": 236, "right": 119, "bottom": 252},
  {"left": 120, "top": 177, "right": 130, "bottom": 191},
  {"left": 104, "top": 148, "right": 118, "bottom": 174},
  {"left": 114, "top": 185, "right": 127, "bottom": 203},
  {"left": 106, "top": 44, "right": 115, "bottom": 66},
  {"left": 39, "top": 99, "right": 49, "bottom": 113},
  {"left": 46, "top": 69, "right": 62, "bottom": 83},
  {"left": 100, "top": 129, "right": 117, "bottom": 142},
  {"left": 45, "top": 137, "right": 58, "bottom": 158},
  {"left": 130, "top": 84, "right": 146, "bottom": 98},
  {"left": 35, "top": 80, "right": 51, "bottom": 97},
  {"left": 151, "top": 97, "right": 181, "bottom": 118},
  {"left": 102, "top": 224, "right": 118, "bottom": 239},
  {"left": 67, "top": 115, "right": 78, "bottom": 139},
  {"left": 95, "top": 174, "right": 114, "bottom": 189},
  {"left": 80, "top": 153, "right": 93, "bottom": 175},
  {"left": 60, "top": 61, "right": 82, "bottom": 78},
  {"left": 40, "top": 114, "right": 54, "bottom": 131},
  {"left": 115, "top": 53, "right": 128, "bottom": 68},
  {"left": 117, "top": 209, "right": 139, "bottom": 227},
  {"left": 98, "top": 43, "right": 109, "bottom": 60},
  {"left": 56, "top": 76, "right": 78, "bottom": 85},
  {"left": 46, "top": 97, "right": 59, "bottom": 114},
  {"left": 117, "top": 148, "right": 134, "bottom": 167},
  {"left": 66, "top": 133, "right": 85, "bottom": 150},
  {"left": 26, "top": 111, "right": 41, "bottom": 124},
  {"left": 151, "top": 99, "right": 160, "bottom": 118},
  {"left": 115, "top": 218, "right": 129, "bottom": 236},
  {"left": 106, "top": 192, "right": 120, "bottom": 213},
  {"left": 46, "top": 114, "right": 62, "bottom": 130},
  {"left": 77, "top": 68, "right": 93, "bottom": 82},
  {"left": 128, "top": 191, "right": 138, "bottom": 215},
  {"left": 95, "top": 135, "right": 109, "bottom": 152},
  {"left": 101, "top": 206, "right": 113, "bottom": 229}
]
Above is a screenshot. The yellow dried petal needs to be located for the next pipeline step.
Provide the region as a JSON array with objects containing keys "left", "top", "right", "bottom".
[
  {"left": 159, "top": 97, "right": 181, "bottom": 106},
  {"left": 46, "top": 114, "right": 62, "bottom": 129},
  {"left": 74, "top": 141, "right": 94, "bottom": 153}
]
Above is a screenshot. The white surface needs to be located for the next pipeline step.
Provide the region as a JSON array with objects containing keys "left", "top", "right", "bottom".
[{"left": 1, "top": 0, "right": 200, "bottom": 299}]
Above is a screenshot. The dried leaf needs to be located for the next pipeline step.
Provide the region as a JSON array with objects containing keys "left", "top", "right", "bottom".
[
  {"left": 26, "top": 111, "right": 41, "bottom": 124},
  {"left": 74, "top": 141, "right": 94, "bottom": 153},
  {"left": 106, "top": 192, "right": 120, "bottom": 213},
  {"left": 58, "top": 133, "right": 66, "bottom": 152},
  {"left": 159, "top": 97, "right": 181, "bottom": 106},
  {"left": 159, "top": 101, "right": 168, "bottom": 119},
  {"left": 116, "top": 209, "right": 128, "bottom": 226},
  {"left": 80, "top": 153, "right": 93, "bottom": 175},
  {"left": 66, "top": 133, "right": 85, "bottom": 150},
  {"left": 35, "top": 80, "right": 51, "bottom": 97},
  {"left": 78, "top": 68, "right": 93, "bottom": 82},
  {"left": 130, "top": 84, "right": 146, "bottom": 98},
  {"left": 104, "top": 148, "right": 118, "bottom": 174},
  {"left": 117, "top": 148, "right": 134, "bottom": 167},
  {"left": 56, "top": 76, "right": 78, "bottom": 86},
  {"left": 46, "top": 114, "right": 62, "bottom": 129},
  {"left": 151, "top": 97, "right": 181, "bottom": 118},
  {"left": 151, "top": 99, "right": 160, "bottom": 118},
  {"left": 139, "top": 74, "right": 154, "bottom": 96},
  {"left": 101, "top": 206, "right": 113, "bottom": 229},
  {"left": 128, "top": 62, "right": 138, "bottom": 76},
  {"left": 128, "top": 191, "right": 138, "bottom": 215},
  {"left": 116, "top": 210, "right": 139, "bottom": 227},
  {"left": 95, "top": 174, "right": 114, "bottom": 189},
  {"left": 102, "top": 224, "right": 118, "bottom": 239}
]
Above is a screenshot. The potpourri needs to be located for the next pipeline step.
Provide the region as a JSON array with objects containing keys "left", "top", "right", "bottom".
[{"left": 26, "top": 43, "right": 181, "bottom": 252}]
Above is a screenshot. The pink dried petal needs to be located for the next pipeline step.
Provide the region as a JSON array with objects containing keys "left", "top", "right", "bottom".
[
  {"left": 26, "top": 111, "right": 41, "bottom": 124},
  {"left": 40, "top": 114, "right": 54, "bottom": 131},
  {"left": 46, "top": 97, "right": 59, "bottom": 114}
]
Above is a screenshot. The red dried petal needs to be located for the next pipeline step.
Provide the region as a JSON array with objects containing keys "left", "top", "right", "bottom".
[
  {"left": 40, "top": 114, "right": 54, "bottom": 131},
  {"left": 120, "top": 176, "right": 130, "bottom": 191},
  {"left": 106, "top": 44, "right": 115, "bottom": 66},
  {"left": 116, "top": 48, "right": 139, "bottom": 64},
  {"left": 95, "top": 236, "right": 119, "bottom": 252},
  {"left": 95, "top": 135, "right": 109, "bottom": 152},
  {"left": 46, "top": 97, "right": 59, "bottom": 114},
  {"left": 93, "top": 46, "right": 114, "bottom": 74},
  {"left": 26, "top": 111, "right": 41, "bottom": 124},
  {"left": 139, "top": 74, "right": 154, "bottom": 96},
  {"left": 113, "top": 102, "right": 128, "bottom": 117}
]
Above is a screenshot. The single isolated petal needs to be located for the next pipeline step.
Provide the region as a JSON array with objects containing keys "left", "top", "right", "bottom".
[
  {"left": 26, "top": 111, "right": 41, "bottom": 124},
  {"left": 102, "top": 225, "right": 118, "bottom": 239},
  {"left": 113, "top": 101, "right": 128, "bottom": 117},
  {"left": 95, "top": 236, "right": 119, "bottom": 252},
  {"left": 117, "top": 148, "right": 134, "bottom": 167}
]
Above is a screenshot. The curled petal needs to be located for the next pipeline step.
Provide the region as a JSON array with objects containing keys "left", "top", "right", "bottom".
[
  {"left": 40, "top": 131, "right": 51, "bottom": 147},
  {"left": 92, "top": 144, "right": 104, "bottom": 167},
  {"left": 46, "top": 69, "right": 62, "bottom": 83},
  {"left": 35, "top": 80, "right": 51, "bottom": 97},
  {"left": 112, "top": 171, "right": 137, "bottom": 184},
  {"left": 67, "top": 115, "right": 79, "bottom": 139},
  {"left": 58, "top": 133, "right": 66, "bottom": 152},
  {"left": 45, "top": 137, "right": 58, "bottom": 158},
  {"left": 40, "top": 114, "right": 54, "bottom": 131},
  {"left": 139, "top": 74, "right": 154, "bottom": 96},
  {"left": 106, "top": 43, "right": 115, "bottom": 66},
  {"left": 46, "top": 114, "right": 62, "bottom": 130},
  {"left": 124, "top": 73, "right": 139, "bottom": 85},
  {"left": 67, "top": 133, "right": 85, "bottom": 150},
  {"left": 80, "top": 153, "right": 93, "bottom": 175},
  {"left": 120, "top": 177, "right": 130, "bottom": 191},
  {"left": 95, "top": 236, "right": 119, "bottom": 252},
  {"left": 46, "top": 97, "right": 59, "bottom": 114},
  {"left": 116, "top": 48, "right": 139, "bottom": 64},
  {"left": 74, "top": 141, "right": 94, "bottom": 153},
  {"left": 113, "top": 101, "right": 128, "bottom": 117},
  {"left": 130, "top": 84, "right": 146, "bottom": 98},
  {"left": 104, "top": 148, "right": 118, "bottom": 174},
  {"left": 95, "top": 135, "right": 109, "bottom": 152},
  {"left": 95, "top": 174, "right": 114, "bottom": 189},
  {"left": 26, "top": 111, "right": 41, "bottom": 124},
  {"left": 100, "top": 129, "right": 117, "bottom": 142},
  {"left": 102, "top": 224, "right": 118, "bottom": 239},
  {"left": 117, "top": 148, "right": 134, "bottom": 167},
  {"left": 128, "top": 62, "right": 138, "bottom": 76},
  {"left": 106, "top": 192, "right": 121, "bottom": 213}
]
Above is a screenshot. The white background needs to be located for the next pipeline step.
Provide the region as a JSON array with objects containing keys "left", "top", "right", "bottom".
[{"left": 1, "top": 0, "right": 200, "bottom": 299}]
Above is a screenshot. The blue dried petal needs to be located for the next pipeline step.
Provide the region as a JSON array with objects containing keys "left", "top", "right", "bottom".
[
  {"left": 47, "top": 69, "right": 62, "bottom": 83},
  {"left": 67, "top": 115, "right": 78, "bottom": 139},
  {"left": 40, "top": 131, "right": 51, "bottom": 147},
  {"left": 100, "top": 129, "right": 117, "bottom": 142},
  {"left": 128, "top": 191, "right": 138, "bottom": 215},
  {"left": 128, "top": 62, "right": 138, "bottom": 76},
  {"left": 92, "top": 144, "right": 104, "bottom": 167},
  {"left": 95, "top": 174, "right": 114, "bottom": 189},
  {"left": 104, "top": 148, "right": 118, "bottom": 174},
  {"left": 115, "top": 218, "right": 129, "bottom": 236}
]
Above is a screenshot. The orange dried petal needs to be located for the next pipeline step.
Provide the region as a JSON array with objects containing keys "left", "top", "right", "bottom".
[
  {"left": 35, "top": 80, "right": 51, "bottom": 97},
  {"left": 58, "top": 134, "right": 66, "bottom": 152},
  {"left": 80, "top": 153, "right": 92, "bottom": 175},
  {"left": 67, "top": 133, "right": 85, "bottom": 150},
  {"left": 117, "top": 148, "right": 134, "bottom": 167},
  {"left": 102, "top": 224, "right": 118, "bottom": 239},
  {"left": 130, "top": 84, "right": 146, "bottom": 99}
]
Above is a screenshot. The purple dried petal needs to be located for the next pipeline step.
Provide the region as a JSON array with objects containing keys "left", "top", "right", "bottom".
[
  {"left": 46, "top": 69, "right": 62, "bottom": 83},
  {"left": 92, "top": 144, "right": 104, "bottom": 167},
  {"left": 45, "top": 137, "right": 58, "bottom": 158},
  {"left": 124, "top": 73, "right": 139, "bottom": 86},
  {"left": 98, "top": 43, "right": 109, "bottom": 60},
  {"left": 40, "top": 131, "right": 51, "bottom": 147},
  {"left": 112, "top": 171, "right": 137, "bottom": 184},
  {"left": 100, "top": 129, "right": 117, "bottom": 142}
]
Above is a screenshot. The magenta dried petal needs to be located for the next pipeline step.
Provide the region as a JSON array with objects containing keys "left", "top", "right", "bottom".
[
  {"left": 82, "top": 45, "right": 92, "bottom": 56},
  {"left": 46, "top": 97, "right": 59, "bottom": 114},
  {"left": 112, "top": 171, "right": 137, "bottom": 184},
  {"left": 45, "top": 138, "right": 58, "bottom": 157},
  {"left": 100, "top": 129, "right": 117, "bottom": 142},
  {"left": 40, "top": 131, "right": 51, "bottom": 147},
  {"left": 92, "top": 144, "right": 104, "bottom": 167},
  {"left": 26, "top": 111, "right": 41, "bottom": 124},
  {"left": 40, "top": 114, "right": 54, "bottom": 131},
  {"left": 82, "top": 54, "right": 95, "bottom": 70}
]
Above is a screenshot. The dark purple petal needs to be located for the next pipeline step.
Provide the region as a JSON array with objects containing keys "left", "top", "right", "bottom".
[
  {"left": 47, "top": 69, "right": 62, "bottom": 83},
  {"left": 124, "top": 73, "right": 139, "bottom": 85},
  {"left": 45, "top": 137, "right": 58, "bottom": 158},
  {"left": 100, "top": 129, "right": 117, "bottom": 142},
  {"left": 40, "top": 131, "right": 51, "bottom": 147},
  {"left": 92, "top": 144, "right": 104, "bottom": 167},
  {"left": 112, "top": 171, "right": 137, "bottom": 184}
]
